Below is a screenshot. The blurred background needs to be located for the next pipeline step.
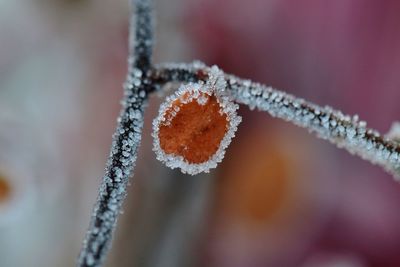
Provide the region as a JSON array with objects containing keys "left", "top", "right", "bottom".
[{"left": 1, "top": 0, "right": 400, "bottom": 266}]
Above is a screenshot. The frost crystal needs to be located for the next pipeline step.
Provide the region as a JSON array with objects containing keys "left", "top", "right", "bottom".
[
  {"left": 386, "top": 122, "right": 400, "bottom": 143},
  {"left": 152, "top": 66, "right": 241, "bottom": 175}
]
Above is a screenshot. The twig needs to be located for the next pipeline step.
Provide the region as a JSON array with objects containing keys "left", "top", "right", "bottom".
[
  {"left": 77, "top": 0, "right": 153, "bottom": 266},
  {"left": 150, "top": 62, "right": 400, "bottom": 178}
]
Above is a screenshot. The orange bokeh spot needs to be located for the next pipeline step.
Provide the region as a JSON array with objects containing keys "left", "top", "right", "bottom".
[
  {"left": 0, "top": 174, "right": 12, "bottom": 203},
  {"left": 216, "top": 132, "right": 299, "bottom": 226},
  {"left": 158, "top": 92, "right": 228, "bottom": 164}
]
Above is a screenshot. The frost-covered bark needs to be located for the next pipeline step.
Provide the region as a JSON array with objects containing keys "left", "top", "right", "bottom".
[{"left": 78, "top": 0, "right": 153, "bottom": 266}]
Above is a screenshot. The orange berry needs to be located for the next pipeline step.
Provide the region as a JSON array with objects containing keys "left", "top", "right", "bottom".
[{"left": 153, "top": 67, "right": 241, "bottom": 175}]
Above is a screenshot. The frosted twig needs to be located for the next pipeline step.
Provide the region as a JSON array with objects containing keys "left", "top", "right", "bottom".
[
  {"left": 77, "top": 0, "right": 153, "bottom": 266},
  {"left": 150, "top": 62, "right": 400, "bottom": 179},
  {"left": 129, "top": 0, "right": 153, "bottom": 73},
  {"left": 79, "top": 0, "right": 400, "bottom": 265}
]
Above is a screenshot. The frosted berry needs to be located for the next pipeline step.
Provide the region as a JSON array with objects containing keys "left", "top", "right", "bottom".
[{"left": 152, "top": 67, "right": 241, "bottom": 175}]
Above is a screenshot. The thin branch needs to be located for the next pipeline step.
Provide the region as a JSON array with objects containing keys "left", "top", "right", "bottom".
[
  {"left": 129, "top": 0, "right": 153, "bottom": 73},
  {"left": 150, "top": 62, "right": 400, "bottom": 179},
  {"left": 77, "top": 0, "right": 154, "bottom": 266}
]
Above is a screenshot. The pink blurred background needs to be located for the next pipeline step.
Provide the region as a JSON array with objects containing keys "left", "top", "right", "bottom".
[{"left": 1, "top": 0, "right": 400, "bottom": 266}]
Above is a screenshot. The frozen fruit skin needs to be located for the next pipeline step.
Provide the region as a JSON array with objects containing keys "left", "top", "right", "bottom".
[{"left": 159, "top": 92, "right": 228, "bottom": 164}]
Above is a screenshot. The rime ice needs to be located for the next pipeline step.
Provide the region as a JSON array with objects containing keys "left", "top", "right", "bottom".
[
  {"left": 386, "top": 122, "right": 400, "bottom": 143},
  {"left": 153, "top": 67, "right": 241, "bottom": 175}
]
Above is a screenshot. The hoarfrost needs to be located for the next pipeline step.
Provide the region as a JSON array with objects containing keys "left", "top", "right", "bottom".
[{"left": 386, "top": 122, "right": 400, "bottom": 143}]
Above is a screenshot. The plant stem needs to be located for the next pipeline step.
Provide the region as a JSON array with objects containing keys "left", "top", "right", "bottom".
[
  {"left": 77, "top": 1, "right": 153, "bottom": 266},
  {"left": 150, "top": 62, "right": 400, "bottom": 179}
]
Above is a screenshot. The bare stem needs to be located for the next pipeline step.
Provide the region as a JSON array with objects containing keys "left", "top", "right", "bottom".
[
  {"left": 150, "top": 62, "right": 400, "bottom": 179},
  {"left": 77, "top": 0, "right": 153, "bottom": 266}
]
